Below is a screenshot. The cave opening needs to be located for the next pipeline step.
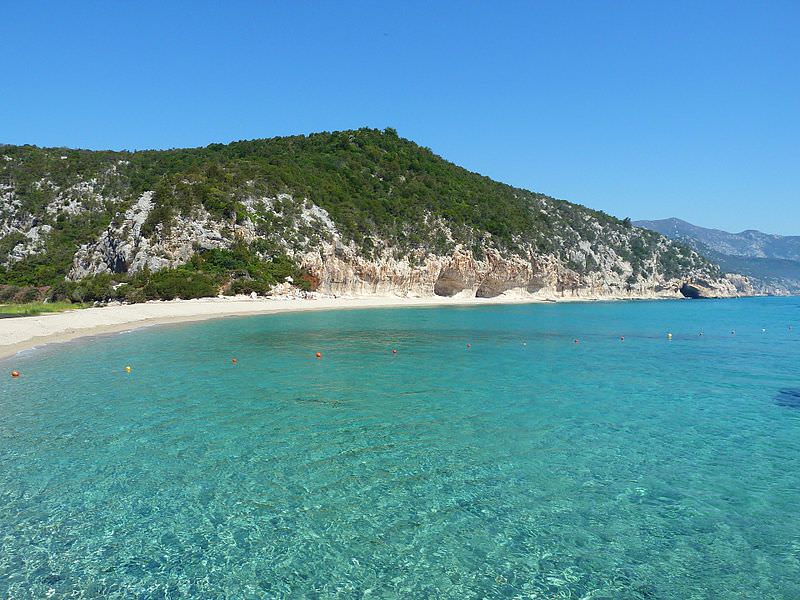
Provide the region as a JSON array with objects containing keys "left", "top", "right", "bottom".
[{"left": 679, "top": 283, "right": 701, "bottom": 299}]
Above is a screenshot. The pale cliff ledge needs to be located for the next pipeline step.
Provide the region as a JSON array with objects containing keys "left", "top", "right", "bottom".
[{"left": 298, "top": 244, "right": 750, "bottom": 301}]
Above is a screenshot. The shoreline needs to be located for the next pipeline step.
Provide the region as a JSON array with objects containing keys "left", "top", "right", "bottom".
[
  {"left": 0, "top": 292, "right": 693, "bottom": 362},
  {"left": 0, "top": 294, "right": 546, "bottom": 361}
]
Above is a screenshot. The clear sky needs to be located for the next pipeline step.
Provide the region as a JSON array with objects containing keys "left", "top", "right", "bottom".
[{"left": 2, "top": 1, "right": 798, "bottom": 234}]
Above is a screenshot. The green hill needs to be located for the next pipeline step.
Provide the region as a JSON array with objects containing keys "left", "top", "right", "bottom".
[{"left": 0, "top": 128, "right": 730, "bottom": 302}]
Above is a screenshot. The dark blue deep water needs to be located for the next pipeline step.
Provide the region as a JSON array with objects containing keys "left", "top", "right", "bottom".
[{"left": 2, "top": 297, "right": 800, "bottom": 598}]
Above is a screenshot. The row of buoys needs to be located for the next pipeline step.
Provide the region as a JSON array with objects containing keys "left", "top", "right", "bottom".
[
  {"left": 111, "top": 350, "right": 403, "bottom": 369},
  {"left": 12, "top": 324, "right": 791, "bottom": 379}
]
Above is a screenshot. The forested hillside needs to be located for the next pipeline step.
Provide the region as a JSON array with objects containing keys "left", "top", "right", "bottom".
[{"left": 0, "top": 129, "right": 740, "bottom": 302}]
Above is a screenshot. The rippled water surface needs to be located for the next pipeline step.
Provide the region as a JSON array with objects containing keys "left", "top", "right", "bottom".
[{"left": 2, "top": 298, "right": 800, "bottom": 598}]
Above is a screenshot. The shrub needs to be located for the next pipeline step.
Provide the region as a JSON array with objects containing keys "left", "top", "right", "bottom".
[
  {"left": 142, "top": 268, "right": 219, "bottom": 300},
  {"left": 0, "top": 285, "right": 20, "bottom": 302},
  {"left": 117, "top": 284, "right": 147, "bottom": 304}
]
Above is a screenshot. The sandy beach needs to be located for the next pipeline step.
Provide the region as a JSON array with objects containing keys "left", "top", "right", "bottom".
[
  {"left": 0, "top": 289, "right": 689, "bottom": 361},
  {"left": 0, "top": 293, "right": 565, "bottom": 361}
]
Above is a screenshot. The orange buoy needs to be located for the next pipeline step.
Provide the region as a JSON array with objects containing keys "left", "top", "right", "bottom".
[
  {"left": 232, "top": 358, "right": 238, "bottom": 365},
  {"left": 392, "top": 349, "right": 397, "bottom": 354},
  {"left": 10, "top": 370, "right": 20, "bottom": 378},
  {"left": 315, "top": 352, "right": 322, "bottom": 359}
]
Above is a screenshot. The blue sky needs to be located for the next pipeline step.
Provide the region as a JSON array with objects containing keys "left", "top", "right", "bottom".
[{"left": 2, "top": 1, "right": 798, "bottom": 234}]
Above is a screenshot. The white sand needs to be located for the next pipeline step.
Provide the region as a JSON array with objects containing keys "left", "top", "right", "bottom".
[{"left": 0, "top": 294, "right": 570, "bottom": 360}]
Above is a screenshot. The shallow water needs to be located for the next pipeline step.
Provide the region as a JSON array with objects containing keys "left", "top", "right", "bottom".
[{"left": 1, "top": 298, "right": 800, "bottom": 598}]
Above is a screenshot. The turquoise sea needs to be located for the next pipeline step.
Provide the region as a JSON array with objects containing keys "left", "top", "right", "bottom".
[{"left": 1, "top": 297, "right": 800, "bottom": 599}]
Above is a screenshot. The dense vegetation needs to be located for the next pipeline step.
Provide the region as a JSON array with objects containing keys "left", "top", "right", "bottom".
[
  {"left": 0, "top": 298, "right": 87, "bottom": 317},
  {"left": 0, "top": 128, "right": 715, "bottom": 302}
]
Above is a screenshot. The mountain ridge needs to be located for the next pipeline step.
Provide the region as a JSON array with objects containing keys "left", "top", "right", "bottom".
[
  {"left": 634, "top": 217, "right": 800, "bottom": 294},
  {"left": 634, "top": 218, "right": 800, "bottom": 260}
]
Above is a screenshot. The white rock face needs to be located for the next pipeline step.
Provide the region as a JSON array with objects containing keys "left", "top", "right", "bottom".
[
  {"left": 69, "top": 192, "right": 233, "bottom": 279},
  {"left": 0, "top": 183, "right": 53, "bottom": 265},
  {"left": 1, "top": 170, "right": 120, "bottom": 266},
  {"left": 0, "top": 184, "right": 22, "bottom": 241},
  {"left": 70, "top": 192, "right": 154, "bottom": 278},
  {"left": 298, "top": 241, "right": 740, "bottom": 299}
]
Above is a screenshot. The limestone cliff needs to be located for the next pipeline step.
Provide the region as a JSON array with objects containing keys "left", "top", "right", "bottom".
[{"left": 64, "top": 191, "right": 744, "bottom": 300}]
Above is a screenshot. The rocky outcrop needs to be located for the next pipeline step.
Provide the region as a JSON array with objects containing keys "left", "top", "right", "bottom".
[
  {"left": 299, "top": 241, "right": 740, "bottom": 300},
  {"left": 70, "top": 192, "right": 230, "bottom": 279},
  {"left": 680, "top": 280, "right": 723, "bottom": 299},
  {"left": 723, "top": 273, "right": 755, "bottom": 296}
]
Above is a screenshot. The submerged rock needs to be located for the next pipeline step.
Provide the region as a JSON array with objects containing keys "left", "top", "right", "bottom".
[{"left": 775, "top": 389, "right": 800, "bottom": 408}]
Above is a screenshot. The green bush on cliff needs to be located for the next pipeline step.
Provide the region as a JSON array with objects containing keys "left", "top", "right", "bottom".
[
  {"left": 38, "top": 246, "right": 311, "bottom": 303},
  {"left": 142, "top": 268, "right": 218, "bottom": 300}
]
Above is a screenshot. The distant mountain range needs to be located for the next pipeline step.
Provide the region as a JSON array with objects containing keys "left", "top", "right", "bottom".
[{"left": 634, "top": 218, "right": 800, "bottom": 294}]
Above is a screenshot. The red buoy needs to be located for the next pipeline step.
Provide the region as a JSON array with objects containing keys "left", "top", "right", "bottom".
[
  {"left": 315, "top": 352, "right": 322, "bottom": 359},
  {"left": 10, "top": 370, "right": 20, "bottom": 378},
  {"left": 232, "top": 358, "right": 238, "bottom": 365},
  {"left": 620, "top": 336, "right": 625, "bottom": 342},
  {"left": 574, "top": 339, "right": 580, "bottom": 344},
  {"left": 466, "top": 343, "right": 471, "bottom": 349},
  {"left": 392, "top": 349, "right": 397, "bottom": 354}
]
